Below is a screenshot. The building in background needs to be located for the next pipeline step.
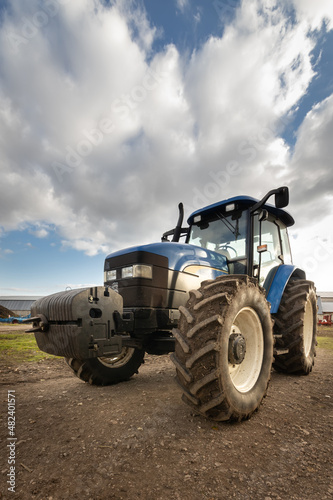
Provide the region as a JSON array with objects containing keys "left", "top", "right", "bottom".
[
  {"left": 0, "top": 296, "right": 42, "bottom": 317},
  {"left": 317, "top": 292, "right": 333, "bottom": 324}
]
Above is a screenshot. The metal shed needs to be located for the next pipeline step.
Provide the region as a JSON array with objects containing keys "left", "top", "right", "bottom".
[
  {"left": 0, "top": 296, "right": 43, "bottom": 317},
  {"left": 317, "top": 292, "right": 333, "bottom": 320}
]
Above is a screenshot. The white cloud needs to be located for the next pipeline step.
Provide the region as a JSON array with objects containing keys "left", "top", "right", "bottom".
[
  {"left": 0, "top": 247, "right": 13, "bottom": 258},
  {"left": 0, "top": 286, "right": 37, "bottom": 294},
  {"left": 0, "top": 0, "right": 332, "bottom": 275},
  {"left": 280, "top": 92, "right": 333, "bottom": 290},
  {"left": 291, "top": 0, "right": 333, "bottom": 30},
  {"left": 31, "top": 228, "right": 49, "bottom": 238},
  {"left": 186, "top": 2, "right": 317, "bottom": 130},
  {"left": 288, "top": 94, "right": 333, "bottom": 222},
  {"left": 61, "top": 236, "right": 111, "bottom": 257},
  {"left": 176, "top": 0, "right": 190, "bottom": 14}
]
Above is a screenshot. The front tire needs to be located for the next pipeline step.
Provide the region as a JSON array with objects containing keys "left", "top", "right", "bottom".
[
  {"left": 65, "top": 347, "right": 145, "bottom": 385},
  {"left": 171, "top": 275, "right": 274, "bottom": 422},
  {"left": 273, "top": 279, "right": 317, "bottom": 374}
]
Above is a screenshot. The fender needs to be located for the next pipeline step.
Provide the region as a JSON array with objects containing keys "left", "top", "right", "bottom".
[{"left": 265, "top": 265, "right": 306, "bottom": 314}]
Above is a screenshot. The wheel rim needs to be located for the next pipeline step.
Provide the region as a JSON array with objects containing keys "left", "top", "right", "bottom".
[
  {"left": 98, "top": 347, "right": 135, "bottom": 368},
  {"left": 303, "top": 298, "right": 313, "bottom": 357},
  {"left": 228, "top": 307, "right": 264, "bottom": 393}
]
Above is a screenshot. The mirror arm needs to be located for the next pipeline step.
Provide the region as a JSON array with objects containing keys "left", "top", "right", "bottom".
[
  {"left": 250, "top": 186, "right": 289, "bottom": 214},
  {"left": 250, "top": 188, "right": 279, "bottom": 214}
]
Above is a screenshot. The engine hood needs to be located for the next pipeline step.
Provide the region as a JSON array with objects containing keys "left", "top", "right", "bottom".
[{"left": 105, "top": 241, "right": 228, "bottom": 273}]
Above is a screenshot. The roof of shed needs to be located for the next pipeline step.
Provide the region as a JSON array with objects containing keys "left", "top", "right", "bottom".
[{"left": 0, "top": 297, "right": 43, "bottom": 311}]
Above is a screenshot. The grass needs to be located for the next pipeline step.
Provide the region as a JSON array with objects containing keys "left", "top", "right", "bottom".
[
  {"left": 317, "top": 325, "right": 333, "bottom": 351},
  {"left": 0, "top": 333, "right": 59, "bottom": 363},
  {"left": 317, "top": 336, "right": 333, "bottom": 351},
  {"left": 317, "top": 324, "right": 333, "bottom": 336},
  {"left": 1, "top": 324, "right": 332, "bottom": 366}
]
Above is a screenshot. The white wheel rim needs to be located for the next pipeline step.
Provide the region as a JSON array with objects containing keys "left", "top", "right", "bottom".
[
  {"left": 228, "top": 307, "right": 264, "bottom": 393},
  {"left": 303, "top": 298, "right": 313, "bottom": 357},
  {"left": 99, "top": 347, "right": 134, "bottom": 368}
]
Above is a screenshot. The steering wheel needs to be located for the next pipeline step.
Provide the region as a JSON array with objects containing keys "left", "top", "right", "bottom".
[{"left": 218, "top": 244, "right": 237, "bottom": 258}]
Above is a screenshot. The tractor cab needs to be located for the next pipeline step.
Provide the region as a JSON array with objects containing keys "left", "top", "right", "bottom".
[{"left": 171, "top": 187, "right": 295, "bottom": 291}]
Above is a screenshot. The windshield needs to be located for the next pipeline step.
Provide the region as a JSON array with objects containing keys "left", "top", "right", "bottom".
[{"left": 188, "top": 210, "right": 247, "bottom": 260}]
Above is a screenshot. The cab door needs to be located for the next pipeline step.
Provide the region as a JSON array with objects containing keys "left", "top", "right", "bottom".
[{"left": 252, "top": 215, "right": 284, "bottom": 288}]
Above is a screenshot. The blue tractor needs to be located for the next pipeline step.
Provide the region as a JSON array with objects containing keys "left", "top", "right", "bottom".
[{"left": 28, "top": 186, "right": 317, "bottom": 422}]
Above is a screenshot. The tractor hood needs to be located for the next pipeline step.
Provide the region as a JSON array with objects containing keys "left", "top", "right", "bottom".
[
  {"left": 105, "top": 241, "right": 228, "bottom": 273},
  {"left": 104, "top": 242, "right": 228, "bottom": 309}
]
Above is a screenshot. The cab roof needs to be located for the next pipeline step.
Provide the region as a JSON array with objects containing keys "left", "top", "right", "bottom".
[{"left": 187, "top": 195, "right": 295, "bottom": 227}]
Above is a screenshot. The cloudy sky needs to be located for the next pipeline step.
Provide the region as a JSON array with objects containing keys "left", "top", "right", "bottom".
[{"left": 0, "top": 0, "right": 332, "bottom": 296}]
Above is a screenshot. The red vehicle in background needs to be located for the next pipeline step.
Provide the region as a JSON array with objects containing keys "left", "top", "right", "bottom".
[{"left": 318, "top": 314, "right": 332, "bottom": 326}]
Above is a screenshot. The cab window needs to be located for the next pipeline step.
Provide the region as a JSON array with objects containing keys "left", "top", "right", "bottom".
[
  {"left": 253, "top": 216, "right": 282, "bottom": 286},
  {"left": 280, "top": 226, "right": 292, "bottom": 265},
  {"left": 188, "top": 210, "right": 247, "bottom": 259},
  {"left": 188, "top": 210, "right": 248, "bottom": 274}
]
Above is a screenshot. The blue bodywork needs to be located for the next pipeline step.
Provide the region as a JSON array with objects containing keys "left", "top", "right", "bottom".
[
  {"left": 106, "top": 241, "right": 228, "bottom": 274},
  {"left": 265, "top": 265, "right": 305, "bottom": 314},
  {"left": 188, "top": 195, "right": 295, "bottom": 227},
  {"left": 106, "top": 243, "right": 301, "bottom": 312}
]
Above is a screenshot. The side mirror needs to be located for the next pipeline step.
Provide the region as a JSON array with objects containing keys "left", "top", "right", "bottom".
[
  {"left": 275, "top": 187, "right": 289, "bottom": 209},
  {"left": 250, "top": 186, "right": 290, "bottom": 214}
]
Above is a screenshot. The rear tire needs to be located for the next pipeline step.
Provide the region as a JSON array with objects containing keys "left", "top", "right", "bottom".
[
  {"left": 171, "top": 275, "right": 273, "bottom": 422},
  {"left": 273, "top": 279, "right": 317, "bottom": 374},
  {"left": 65, "top": 348, "right": 145, "bottom": 385}
]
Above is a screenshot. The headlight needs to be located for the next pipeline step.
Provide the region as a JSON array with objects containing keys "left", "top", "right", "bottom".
[
  {"left": 121, "top": 264, "right": 153, "bottom": 279},
  {"left": 105, "top": 269, "right": 117, "bottom": 281}
]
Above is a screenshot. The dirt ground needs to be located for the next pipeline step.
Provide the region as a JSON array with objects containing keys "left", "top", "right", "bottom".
[{"left": 0, "top": 326, "right": 332, "bottom": 500}]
